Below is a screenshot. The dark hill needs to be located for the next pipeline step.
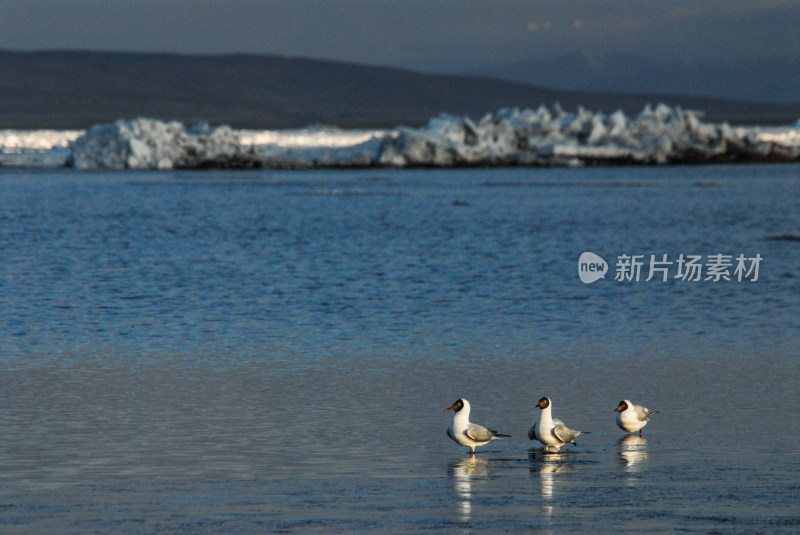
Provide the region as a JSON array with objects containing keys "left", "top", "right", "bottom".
[
  {"left": 478, "top": 53, "right": 800, "bottom": 105},
  {"left": 1, "top": 50, "right": 798, "bottom": 129}
]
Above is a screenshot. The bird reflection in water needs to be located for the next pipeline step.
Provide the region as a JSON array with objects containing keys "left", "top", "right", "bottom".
[
  {"left": 617, "top": 434, "right": 648, "bottom": 483},
  {"left": 447, "top": 457, "right": 490, "bottom": 523},
  {"left": 528, "top": 449, "right": 576, "bottom": 518}
]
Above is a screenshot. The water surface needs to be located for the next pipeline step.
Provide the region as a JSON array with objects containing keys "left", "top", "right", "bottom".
[{"left": 1, "top": 165, "right": 799, "bottom": 533}]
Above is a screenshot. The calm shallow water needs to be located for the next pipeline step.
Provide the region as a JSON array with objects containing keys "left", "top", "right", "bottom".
[{"left": 1, "top": 165, "right": 799, "bottom": 533}]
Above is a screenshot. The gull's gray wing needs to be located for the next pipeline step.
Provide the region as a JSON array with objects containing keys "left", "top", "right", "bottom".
[
  {"left": 528, "top": 422, "right": 538, "bottom": 441},
  {"left": 465, "top": 423, "right": 495, "bottom": 443},
  {"left": 635, "top": 405, "right": 658, "bottom": 421},
  {"left": 552, "top": 418, "right": 584, "bottom": 445}
]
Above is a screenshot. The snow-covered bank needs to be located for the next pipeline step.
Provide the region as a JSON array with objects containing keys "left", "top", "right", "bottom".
[
  {"left": 2, "top": 104, "right": 799, "bottom": 170},
  {"left": 66, "top": 122, "right": 386, "bottom": 170},
  {"left": 0, "top": 129, "right": 82, "bottom": 168}
]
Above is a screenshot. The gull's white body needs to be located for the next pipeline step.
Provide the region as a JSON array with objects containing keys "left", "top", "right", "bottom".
[
  {"left": 614, "top": 399, "right": 657, "bottom": 436},
  {"left": 528, "top": 397, "right": 586, "bottom": 452},
  {"left": 445, "top": 398, "right": 508, "bottom": 455}
]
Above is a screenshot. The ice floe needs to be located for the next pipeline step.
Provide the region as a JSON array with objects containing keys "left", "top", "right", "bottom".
[
  {"left": 379, "top": 105, "right": 800, "bottom": 167},
  {"left": 1, "top": 104, "right": 799, "bottom": 169},
  {"left": 69, "top": 120, "right": 244, "bottom": 170}
]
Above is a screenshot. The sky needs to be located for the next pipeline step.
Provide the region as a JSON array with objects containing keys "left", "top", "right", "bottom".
[{"left": 1, "top": 0, "right": 798, "bottom": 73}]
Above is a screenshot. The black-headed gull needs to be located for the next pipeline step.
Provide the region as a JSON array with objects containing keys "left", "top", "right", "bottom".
[
  {"left": 613, "top": 399, "right": 658, "bottom": 436},
  {"left": 445, "top": 398, "right": 510, "bottom": 455},
  {"left": 528, "top": 396, "right": 588, "bottom": 452}
]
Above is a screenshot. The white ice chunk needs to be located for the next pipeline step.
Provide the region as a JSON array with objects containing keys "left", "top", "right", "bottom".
[{"left": 3, "top": 104, "right": 795, "bottom": 170}]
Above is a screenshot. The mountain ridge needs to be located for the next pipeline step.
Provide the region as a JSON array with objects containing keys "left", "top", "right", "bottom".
[
  {"left": 477, "top": 52, "right": 800, "bottom": 105},
  {"left": 1, "top": 50, "right": 798, "bottom": 129}
]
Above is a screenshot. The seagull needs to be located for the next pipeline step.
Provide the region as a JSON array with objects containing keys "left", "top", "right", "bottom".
[
  {"left": 613, "top": 399, "right": 658, "bottom": 437},
  {"left": 528, "top": 397, "right": 588, "bottom": 452},
  {"left": 445, "top": 398, "right": 510, "bottom": 455}
]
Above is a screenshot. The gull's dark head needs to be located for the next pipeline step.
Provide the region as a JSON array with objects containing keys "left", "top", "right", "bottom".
[{"left": 445, "top": 399, "right": 466, "bottom": 413}]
